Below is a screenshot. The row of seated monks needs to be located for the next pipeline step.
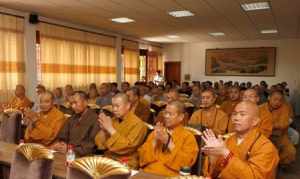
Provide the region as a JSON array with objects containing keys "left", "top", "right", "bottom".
[{"left": 0, "top": 80, "right": 297, "bottom": 179}]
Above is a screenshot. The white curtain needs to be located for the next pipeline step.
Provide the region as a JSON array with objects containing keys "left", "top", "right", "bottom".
[{"left": 0, "top": 14, "right": 24, "bottom": 102}]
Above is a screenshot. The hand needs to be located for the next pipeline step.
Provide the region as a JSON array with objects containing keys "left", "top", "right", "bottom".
[
  {"left": 23, "top": 109, "right": 39, "bottom": 123},
  {"left": 201, "top": 129, "right": 229, "bottom": 157},
  {"left": 154, "top": 122, "right": 169, "bottom": 145},
  {"left": 50, "top": 142, "right": 67, "bottom": 153},
  {"left": 98, "top": 113, "right": 116, "bottom": 135}
]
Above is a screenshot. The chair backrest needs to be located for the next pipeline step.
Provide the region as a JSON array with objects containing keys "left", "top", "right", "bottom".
[
  {"left": 67, "top": 156, "right": 131, "bottom": 179},
  {"left": 9, "top": 143, "right": 54, "bottom": 179},
  {"left": 0, "top": 112, "right": 23, "bottom": 144}
]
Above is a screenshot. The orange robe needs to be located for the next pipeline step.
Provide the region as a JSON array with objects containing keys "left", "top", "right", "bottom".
[
  {"left": 95, "top": 111, "right": 148, "bottom": 169},
  {"left": 258, "top": 104, "right": 273, "bottom": 138},
  {"left": 139, "top": 125, "right": 199, "bottom": 176},
  {"left": 132, "top": 98, "right": 151, "bottom": 122},
  {"left": 8, "top": 96, "right": 32, "bottom": 111},
  {"left": 188, "top": 106, "right": 229, "bottom": 135},
  {"left": 262, "top": 102, "right": 296, "bottom": 165},
  {"left": 25, "top": 107, "right": 66, "bottom": 146},
  {"left": 205, "top": 128, "right": 279, "bottom": 179},
  {"left": 220, "top": 100, "right": 239, "bottom": 132}
]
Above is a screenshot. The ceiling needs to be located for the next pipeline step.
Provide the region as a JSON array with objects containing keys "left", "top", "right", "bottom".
[{"left": 0, "top": 0, "right": 299, "bottom": 43}]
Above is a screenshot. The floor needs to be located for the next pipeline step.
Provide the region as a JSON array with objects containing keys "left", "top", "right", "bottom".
[{"left": 278, "top": 116, "right": 300, "bottom": 179}]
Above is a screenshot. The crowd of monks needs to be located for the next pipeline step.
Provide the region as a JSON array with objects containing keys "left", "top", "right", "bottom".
[{"left": 0, "top": 79, "right": 297, "bottom": 179}]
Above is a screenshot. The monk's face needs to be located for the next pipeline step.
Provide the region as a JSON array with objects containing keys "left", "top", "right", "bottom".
[
  {"left": 228, "top": 88, "right": 240, "bottom": 101},
  {"left": 201, "top": 91, "right": 216, "bottom": 108},
  {"left": 166, "top": 91, "right": 179, "bottom": 103},
  {"left": 40, "top": 94, "right": 53, "bottom": 112},
  {"left": 112, "top": 97, "right": 131, "bottom": 118},
  {"left": 163, "top": 105, "right": 183, "bottom": 128},
  {"left": 15, "top": 85, "right": 25, "bottom": 98},
  {"left": 126, "top": 90, "right": 138, "bottom": 104},
  {"left": 64, "top": 86, "right": 74, "bottom": 97},
  {"left": 88, "top": 88, "right": 98, "bottom": 99},
  {"left": 231, "top": 103, "right": 258, "bottom": 134},
  {"left": 121, "top": 83, "right": 130, "bottom": 92},
  {"left": 71, "top": 95, "right": 88, "bottom": 113},
  {"left": 242, "top": 90, "right": 259, "bottom": 104},
  {"left": 192, "top": 86, "right": 201, "bottom": 96},
  {"left": 269, "top": 93, "right": 283, "bottom": 109},
  {"left": 99, "top": 84, "right": 110, "bottom": 96}
]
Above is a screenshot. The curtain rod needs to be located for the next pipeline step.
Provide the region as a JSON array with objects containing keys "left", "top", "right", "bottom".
[
  {"left": 39, "top": 20, "right": 117, "bottom": 39},
  {"left": 0, "top": 11, "right": 24, "bottom": 19}
]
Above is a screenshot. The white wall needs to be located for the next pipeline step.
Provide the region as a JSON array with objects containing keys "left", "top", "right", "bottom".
[{"left": 163, "top": 39, "right": 300, "bottom": 115}]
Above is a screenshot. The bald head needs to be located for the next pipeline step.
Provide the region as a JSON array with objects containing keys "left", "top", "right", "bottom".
[
  {"left": 231, "top": 101, "right": 260, "bottom": 136},
  {"left": 112, "top": 93, "right": 131, "bottom": 118},
  {"left": 40, "top": 91, "right": 54, "bottom": 112},
  {"left": 166, "top": 88, "right": 179, "bottom": 103},
  {"left": 242, "top": 89, "right": 259, "bottom": 104},
  {"left": 15, "top": 84, "right": 26, "bottom": 98},
  {"left": 164, "top": 101, "right": 185, "bottom": 128},
  {"left": 269, "top": 90, "right": 284, "bottom": 110}
]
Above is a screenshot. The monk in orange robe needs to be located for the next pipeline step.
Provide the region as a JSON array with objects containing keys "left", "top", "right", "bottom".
[
  {"left": 95, "top": 93, "right": 148, "bottom": 169},
  {"left": 139, "top": 101, "right": 199, "bottom": 176},
  {"left": 242, "top": 89, "right": 273, "bottom": 138},
  {"left": 264, "top": 91, "right": 296, "bottom": 165},
  {"left": 24, "top": 91, "right": 66, "bottom": 146},
  {"left": 126, "top": 87, "right": 151, "bottom": 122},
  {"left": 202, "top": 101, "right": 279, "bottom": 179},
  {"left": 220, "top": 86, "right": 240, "bottom": 132},
  {"left": 189, "top": 89, "right": 229, "bottom": 136},
  {"left": 0, "top": 85, "right": 32, "bottom": 112}
]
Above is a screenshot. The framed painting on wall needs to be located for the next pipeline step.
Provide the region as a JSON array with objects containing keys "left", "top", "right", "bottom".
[{"left": 205, "top": 47, "right": 276, "bottom": 76}]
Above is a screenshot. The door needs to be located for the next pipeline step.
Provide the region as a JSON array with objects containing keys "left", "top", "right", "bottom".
[{"left": 164, "top": 61, "right": 181, "bottom": 84}]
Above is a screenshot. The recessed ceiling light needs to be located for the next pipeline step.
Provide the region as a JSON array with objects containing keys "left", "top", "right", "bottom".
[
  {"left": 167, "top": 35, "right": 180, "bottom": 39},
  {"left": 241, "top": 2, "right": 270, "bottom": 11},
  {"left": 168, "top": 10, "right": 194, "bottom": 17},
  {"left": 209, "top": 32, "right": 225, "bottom": 36},
  {"left": 111, "top": 17, "right": 135, "bottom": 23},
  {"left": 260, "top": 29, "right": 278, "bottom": 34}
]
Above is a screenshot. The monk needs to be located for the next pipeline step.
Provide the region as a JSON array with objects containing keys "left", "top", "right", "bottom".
[
  {"left": 126, "top": 87, "right": 151, "bottom": 122},
  {"left": 0, "top": 84, "right": 32, "bottom": 112},
  {"left": 139, "top": 101, "right": 199, "bottom": 176},
  {"left": 51, "top": 91, "right": 99, "bottom": 156},
  {"left": 262, "top": 91, "right": 296, "bottom": 166},
  {"left": 202, "top": 101, "right": 279, "bottom": 179},
  {"left": 189, "top": 89, "right": 229, "bottom": 135},
  {"left": 95, "top": 93, "right": 148, "bottom": 169},
  {"left": 220, "top": 86, "right": 240, "bottom": 132},
  {"left": 24, "top": 91, "right": 66, "bottom": 146},
  {"left": 242, "top": 89, "right": 273, "bottom": 138}
]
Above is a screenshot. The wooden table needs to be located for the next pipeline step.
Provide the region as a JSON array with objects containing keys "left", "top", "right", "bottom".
[{"left": 0, "top": 141, "right": 165, "bottom": 179}]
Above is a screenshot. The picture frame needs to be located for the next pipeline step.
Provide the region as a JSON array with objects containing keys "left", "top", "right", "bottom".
[{"left": 205, "top": 47, "right": 276, "bottom": 76}]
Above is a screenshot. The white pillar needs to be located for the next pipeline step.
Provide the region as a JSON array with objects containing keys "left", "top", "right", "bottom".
[
  {"left": 116, "top": 36, "right": 123, "bottom": 87},
  {"left": 24, "top": 14, "right": 38, "bottom": 101}
]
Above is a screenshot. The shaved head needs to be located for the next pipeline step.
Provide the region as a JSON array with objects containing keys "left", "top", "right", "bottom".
[
  {"left": 231, "top": 101, "right": 260, "bottom": 136},
  {"left": 112, "top": 93, "right": 131, "bottom": 118},
  {"left": 242, "top": 89, "right": 259, "bottom": 104}
]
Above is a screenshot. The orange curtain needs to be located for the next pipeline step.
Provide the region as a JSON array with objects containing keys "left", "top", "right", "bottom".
[
  {"left": 0, "top": 14, "right": 25, "bottom": 102},
  {"left": 38, "top": 23, "right": 116, "bottom": 90},
  {"left": 122, "top": 40, "right": 139, "bottom": 85}
]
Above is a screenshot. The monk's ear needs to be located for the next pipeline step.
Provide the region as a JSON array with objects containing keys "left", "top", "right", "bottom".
[
  {"left": 252, "top": 116, "right": 260, "bottom": 127},
  {"left": 178, "top": 113, "right": 185, "bottom": 122}
]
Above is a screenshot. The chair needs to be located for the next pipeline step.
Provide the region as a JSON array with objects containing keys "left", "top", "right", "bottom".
[
  {"left": 67, "top": 156, "right": 131, "bottom": 179},
  {"left": 9, "top": 143, "right": 54, "bottom": 179},
  {"left": 0, "top": 112, "right": 23, "bottom": 144},
  {"left": 184, "top": 126, "right": 204, "bottom": 176}
]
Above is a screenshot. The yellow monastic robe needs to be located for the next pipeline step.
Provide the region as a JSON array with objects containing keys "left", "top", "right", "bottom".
[
  {"left": 204, "top": 128, "right": 279, "bottom": 179},
  {"left": 132, "top": 98, "right": 151, "bottom": 122},
  {"left": 258, "top": 104, "right": 273, "bottom": 138},
  {"left": 95, "top": 111, "right": 148, "bottom": 169},
  {"left": 9, "top": 96, "right": 32, "bottom": 111},
  {"left": 25, "top": 107, "right": 66, "bottom": 146},
  {"left": 138, "top": 125, "right": 199, "bottom": 177},
  {"left": 188, "top": 106, "right": 229, "bottom": 135},
  {"left": 220, "top": 100, "right": 239, "bottom": 132},
  {"left": 262, "top": 102, "right": 296, "bottom": 165}
]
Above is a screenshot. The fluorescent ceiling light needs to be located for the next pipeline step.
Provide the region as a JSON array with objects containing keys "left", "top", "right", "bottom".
[
  {"left": 111, "top": 17, "right": 135, "bottom": 23},
  {"left": 168, "top": 10, "right": 194, "bottom": 17},
  {"left": 167, "top": 35, "right": 180, "bottom": 38},
  {"left": 260, "top": 29, "right": 278, "bottom": 34},
  {"left": 209, "top": 32, "right": 225, "bottom": 36},
  {"left": 241, "top": 2, "right": 270, "bottom": 11}
]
